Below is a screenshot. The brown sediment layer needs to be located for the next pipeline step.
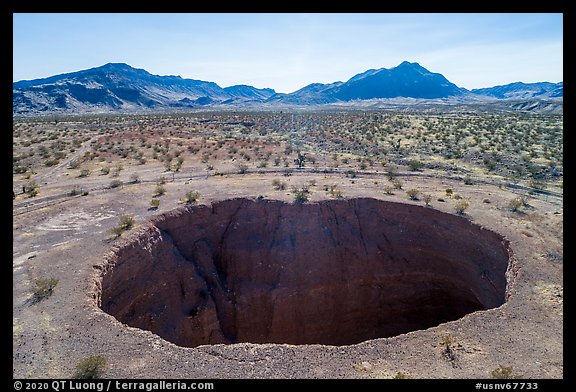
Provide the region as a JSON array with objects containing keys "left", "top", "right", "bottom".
[{"left": 97, "top": 198, "right": 511, "bottom": 347}]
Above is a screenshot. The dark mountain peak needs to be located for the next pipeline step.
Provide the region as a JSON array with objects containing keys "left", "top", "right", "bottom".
[{"left": 99, "top": 62, "right": 134, "bottom": 71}]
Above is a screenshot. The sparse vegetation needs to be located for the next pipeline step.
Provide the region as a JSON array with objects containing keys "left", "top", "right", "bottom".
[
  {"left": 508, "top": 197, "right": 524, "bottom": 212},
  {"left": 129, "top": 173, "right": 140, "bottom": 184},
  {"left": 74, "top": 355, "right": 107, "bottom": 379},
  {"left": 150, "top": 198, "right": 160, "bottom": 209},
  {"left": 23, "top": 180, "right": 39, "bottom": 198},
  {"left": 32, "top": 277, "right": 59, "bottom": 300},
  {"left": 455, "top": 200, "right": 470, "bottom": 215},
  {"left": 393, "top": 372, "right": 411, "bottom": 379},
  {"left": 491, "top": 366, "right": 523, "bottom": 379},
  {"left": 154, "top": 184, "right": 166, "bottom": 196},
  {"left": 272, "top": 179, "right": 287, "bottom": 190},
  {"left": 408, "top": 159, "right": 424, "bottom": 171},
  {"left": 406, "top": 188, "right": 419, "bottom": 200},
  {"left": 183, "top": 190, "right": 200, "bottom": 205},
  {"left": 111, "top": 215, "right": 135, "bottom": 237},
  {"left": 109, "top": 179, "right": 123, "bottom": 189},
  {"left": 423, "top": 193, "right": 432, "bottom": 206},
  {"left": 292, "top": 187, "right": 310, "bottom": 204}
]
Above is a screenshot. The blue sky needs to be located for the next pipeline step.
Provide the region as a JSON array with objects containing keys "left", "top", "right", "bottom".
[{"left": 13, "top": 13, "right": 563, "bottom": 93}]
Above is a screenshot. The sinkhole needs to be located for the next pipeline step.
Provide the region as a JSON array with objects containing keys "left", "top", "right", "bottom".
[{"left": 98, "top": 198, "right": 512, "bottom": 347}]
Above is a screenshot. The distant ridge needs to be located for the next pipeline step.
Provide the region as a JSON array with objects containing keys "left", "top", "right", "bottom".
[{"left": 13, "top": 62, "right": 562, "bottom": 115}]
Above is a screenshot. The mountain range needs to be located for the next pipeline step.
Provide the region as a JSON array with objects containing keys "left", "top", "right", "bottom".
[{"left": 13, "top": 62, "right": 563, "bottom": 115}]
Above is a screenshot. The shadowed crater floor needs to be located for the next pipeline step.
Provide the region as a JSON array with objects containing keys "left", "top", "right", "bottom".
[{"left": 98, "top": 198, "right": 512, "bottom": 347}]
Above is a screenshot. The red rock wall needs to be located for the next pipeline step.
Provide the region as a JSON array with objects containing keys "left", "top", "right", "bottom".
[{"left": 100, "top": 198, "right": 511, "bottom": 347}]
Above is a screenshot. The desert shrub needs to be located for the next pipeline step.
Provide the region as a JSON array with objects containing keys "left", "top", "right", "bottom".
[
  {"left": 391, "top": 179, "right": 403, "bottom": 190},
  {"left": 100, "top": 166, "right": 110, "bottom": 175},
  {"left": 423, "top": 193, "right": 432, "bottom": 206},
  {"left": 292, "top": 188, "right": 310, "bottom": 204},
  {"left": 150, "top": 198, "right": 160, "bottom": 209},
  {"left": 383, "top": 186, "right": 395, "bottom": 195},
  {"left": 24, "top": 180, "right": 39, "bottom": 198},
  {"left": 325, "top": 184, "right": 343, "bottom": 199},
  {"left": 445, "top": 188, "right": 453, "bottom": 196},
  {"left": 440, "top": 335, "right": 456, "bottom": 362},
  {"left": 393, "top": 372, "right": 411, "bottom": 379},
  {"left": 491, "top": 366, "right": 522, "bottom": 379},
  {"left": 463, "top": 175, "right": 474, "bottom": 185},
  {"left": 129, "top": 173, "right": 140, "bottom": 184},
  {"left": 157, "top": 176, "right": 167, "bottom": 185},
  {"left": 79, "top": 169, "right": 90, "bottom": 178},
  {"left": 69, "top": 186, "right": 82, "bottom": 196},
  {"left": 508, "top": 197, "right": 523, "bottom": 212},
  {"left": 272, "top": 179, "right": 287, "bottom": 190},
  {"left": 33, "top": 277, "right": 59, "bottom": 300},
  {"left": 109, "top": 179, "right": 123, "bottom": 189},
  {"left": 119, "top": 215, "right": 135, "bottom": 229},
  {"left": 154, "top": 184, "right": 166, "bottom": 196},
  {"left": 44, "top": 158, "right": 59, "bottom": 167},
  {"left": 68, "top": 159, "right": 81, "bottom": 169},
  {"left": 455, "top": 200, "right": 470, "bottom": 215},
  {"left": 238, "top": 164, "right": 249, "bottom": 174},
  {"left": 408, "top": 159, "right": 424, "bottom": 171},
  {"left": 111, "top": 215, "right": 135, "bottom": 237},
  {"left": 406, "top": 188, "right": 419, "bottom": 200},
  {"left": 183, "top": 190, "right": 200, "bottom": 205},
  {"left": 74, "top": 355, "right": 107, "bottom": 379}
]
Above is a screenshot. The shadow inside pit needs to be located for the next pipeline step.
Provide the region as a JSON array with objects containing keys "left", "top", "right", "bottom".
[{"left": 98, "top": 198, "right": 512, "bottom": 347}]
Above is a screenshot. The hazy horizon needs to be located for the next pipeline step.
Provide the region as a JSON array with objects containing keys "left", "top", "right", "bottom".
[{"left": 13, "top": 13, "right": 563, "bottom": 93}]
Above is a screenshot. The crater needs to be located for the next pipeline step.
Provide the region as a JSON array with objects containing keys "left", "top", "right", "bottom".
[{"left": 97, "top": 198, "right": 512, "bottom": 347}]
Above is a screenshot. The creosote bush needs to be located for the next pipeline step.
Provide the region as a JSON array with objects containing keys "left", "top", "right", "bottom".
[
  {"left": 508, "top": 197, "right": 524, "bottom": 212},
  {"left": 74, "top": 355, "right": 107, "bottom": 379},
  {"left": 111, "top": 215, "right": 135, "bottom": 238},
  {"left": 455, "top": 200, "right": 470, "bottom": 215},
  {"left": 406, "top": 188, "right": 419, "bottom": 200},
  {"left": 272, "top": 179, "right": 287, "bottom": 190},
  {"left": 150, "top": 198, "right": 160, "bottom": 209},
  {"left": 183, "top": 190, "right": 200, "bottom": 205},
  {"left": 33, "top": 277, "right": 59, "bottom": 300},
  {"left": 491, "top": 366, "right": 523, "bottom": 379}
]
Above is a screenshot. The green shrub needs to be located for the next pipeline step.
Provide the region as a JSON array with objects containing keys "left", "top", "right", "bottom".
[
  {"left": 111, "top": 215, "right": 135, "bottom": 237},
  {"left": 183, "top": 190, "right": 200, "bottom": 205},
  {"left": 33, "top": 277, "right": 59, "bottom": 300},
  {"left": 272, "top": 179, "right": 287, "bottom": 190},
  {"left": 391, "top": 179, "right": 403, "bottom": 190},
  {"left": 129, "top": 173, "right": 140, "bottom": 184},
  {"left": 150, "top": 198, "right": 160, "bottom": 209},
  {"left": 74, "top": 355, "right": 107, "bottom": 379},
  {"left": 406, "top": 188, "right": 419, "bottom": 200},
  {"left": 79, "top": 169, "right": 90, "bottom": 178},
  {"left": 24, "top": 180, "right": 39, "bottom": 198},
  {"left": 109, "top": 179, "right": 123, "bottom": 189},
  {"left": 292, "top": 188, "right": 310, "bottom": 204},
  {"left": 423, "top": 193, "right": 432, "bottom": 206},
  {"left": 508, "top": 197, "right": 523, "bottom": 212},
  {"left": 491, "top": 366, "right": 522, "bottom": 379},
  {"left": 455, "top": 200, "right": 470, "bottom": 215},
  {"left": 393, "top": 372, "right": 411, "bottom": 379},
  {"left": 154, "top": 184, "right": 166, "bottom": 196},
  {"left": 408, "top": 159, "right": 424, "bottom": 171},
  {"left": 463, "top": 175, "right": 473, "bottom": 185}
]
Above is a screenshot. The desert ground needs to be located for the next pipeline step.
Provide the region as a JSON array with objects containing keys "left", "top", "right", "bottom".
[{"left": 13, "top": 111, "right": 562, "bottom": 379}]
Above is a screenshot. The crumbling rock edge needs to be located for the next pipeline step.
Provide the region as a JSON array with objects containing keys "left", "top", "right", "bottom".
[{"left": 91, "top": 197, "right": 518, "bottom": 348}]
